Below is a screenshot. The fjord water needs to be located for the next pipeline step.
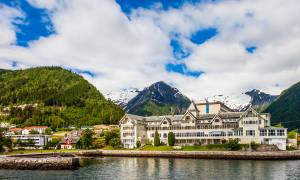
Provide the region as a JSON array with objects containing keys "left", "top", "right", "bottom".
[{"left": 1, "top": 157, "right": 300, "bottom": 180}]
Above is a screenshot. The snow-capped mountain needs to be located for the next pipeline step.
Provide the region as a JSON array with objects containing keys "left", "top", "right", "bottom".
[
  {"left": 104, "top": 83, "right": 278, "bottom": 113},
  {"left": 205, "top": 94, "right": 251, "bottom": 111},
  {"left": 124, "top": 81, "right": 191, "bottom": 116},
  {"left": 104, "top": 88, "right": 142, "bottom": 108},
  {"left": 206, "top": 89, "right": 278, "bottom": 112}
]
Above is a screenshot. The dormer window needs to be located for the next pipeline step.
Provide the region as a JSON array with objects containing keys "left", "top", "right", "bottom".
[
  {"left": 215, "top": 119, "right": 219, "bottom": 123},
  {"left": 163, "top": 121, "right": 167, "bottom": 124},
  {"left": 186, "top": 116, "right": 190, "bottom": 120}
]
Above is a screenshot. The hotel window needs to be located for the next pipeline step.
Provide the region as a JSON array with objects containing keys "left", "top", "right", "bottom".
[
  {"left": 277, "top": 129, "right": 285, "bottom": 136},
  {"left": 260, "top": 129, "right": 267, "bottom": 136},
  {"left": 246, "top": 130, "right": 255, "bottom": 136},
  {"left": 268, "top": 129, "right": 276, "bottom": 136},
  {"left": 163, "top": 133, "right": 167, "bottom": 138},
  {"left": 227, "top": 132, "right": 233, "bottom": 136},
  {"left": 150, "top": 133, "right": 154, "bottom": 137}
]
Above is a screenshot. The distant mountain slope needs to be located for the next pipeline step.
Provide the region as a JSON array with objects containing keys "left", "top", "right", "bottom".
[
  {"left": 104, "top": 88, "right": 141, "bottom": 108},
  {"left": 125, "top": 81, "right": 191, "bottom": 116},
  {"left": 0, "top": 67, "right": 124, "bottom": 127},
  {"left": 264, "top": 82, "right": 300, "bottom": 130},
  {"left": 245, "top": 89, "right": 278, "bottom": 112}
]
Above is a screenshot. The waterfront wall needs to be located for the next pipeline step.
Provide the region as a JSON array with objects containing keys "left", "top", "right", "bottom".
[
  {"left": 98, "top": 150, "right": 300, "bottom": 160},
  {"left": 0, "top": 156, "right": 79, "bottom": 170}
]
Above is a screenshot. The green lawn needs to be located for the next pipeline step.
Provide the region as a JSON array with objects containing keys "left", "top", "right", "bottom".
[
  {"left": 140, "top": 145, "right": 174, "bottom": 151},
  {"left": 0, "top": 149, "right": 80, "bottom": 155},
  {"left": 139, "top": 145, "right": 228, "bottom": 151},
  {"left": 181, "top": 145, "right": 226, "bottom": 151}
]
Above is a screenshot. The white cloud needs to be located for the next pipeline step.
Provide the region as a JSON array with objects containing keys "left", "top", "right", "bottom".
[{"left": 1, "top": 0, "right": 300, "bottom": 104}]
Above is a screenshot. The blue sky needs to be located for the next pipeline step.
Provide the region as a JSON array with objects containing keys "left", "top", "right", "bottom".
[
  {"left": 0, "top": 0, "right": 299, "bottom": 102},
  {"left": 0, "top": 0, "right": 215, "bottom": 78},
  {"left": 0, "top": 0, "right": 55, "bottom": 47}
]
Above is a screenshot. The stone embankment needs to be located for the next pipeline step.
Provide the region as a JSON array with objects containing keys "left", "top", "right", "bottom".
[
  {"left": 1, "top": 150, "right": 300, "bottom": 170},
  {"left": 98, "top": 150, "right": 300, "bottom": 160},
  {"left": 0, "top": 156, "right": 79, "bottom": 170}
]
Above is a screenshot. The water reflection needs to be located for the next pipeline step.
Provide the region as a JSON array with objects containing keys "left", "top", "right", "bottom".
[{"left": 0, "top": 157, "right": 300, "bottom": 180}]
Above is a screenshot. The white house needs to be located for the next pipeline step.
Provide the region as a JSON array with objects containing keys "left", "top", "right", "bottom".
[{"left": 120, "top": 100, "right": 287, "bottom": 150}]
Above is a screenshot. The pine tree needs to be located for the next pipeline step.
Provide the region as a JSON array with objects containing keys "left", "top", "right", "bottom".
[
  {"left": 154, "top": 130, "right": 160, "bottom": 146},
  {"left": 168, "top": 132, "right": 175, "bottom": 146}
]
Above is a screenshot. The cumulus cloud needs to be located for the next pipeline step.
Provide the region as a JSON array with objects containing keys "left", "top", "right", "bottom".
[{"left": 0, "top": 0, "right": 300, "bottom": 104}]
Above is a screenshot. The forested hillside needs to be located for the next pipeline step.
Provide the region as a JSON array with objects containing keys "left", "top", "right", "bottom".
[
  {"left": 264, "top": 81, "right": 300, "bottom": 130},
  {"left": 0, "top": 67, "right": 124, "bottom": 129}
]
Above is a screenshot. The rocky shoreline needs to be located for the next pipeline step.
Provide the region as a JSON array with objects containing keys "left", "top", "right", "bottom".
[
  {"left": 1, "top": 150, "right": 300, "bottom": 170},
  {"left": 0, "top": 156, "right": 79, "bottom": 170}
]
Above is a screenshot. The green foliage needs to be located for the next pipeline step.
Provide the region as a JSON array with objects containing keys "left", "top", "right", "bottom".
[
  {"left": 0, "top": 129, "right": 12, "bottom": 152},
  {"left": 274, "top": 123, "right": 284, "bottom": 128},
  {"left": 44, "top": 128, "right": 52, "bottom": 135},
  {"left": 27, "top": 139, "right": 36, "bottom": 147},
  {"left": 264, "top": 81, "right": 300, "bottom": 130},
  {"left": 102, "top": 129, "right": 120, "bottom": 144},
  {"left": 92, "top": 138, "right": 106, "bottom": 149},
  {"left": 286, "top": 145, "right": 297, "bottom": 151},
  {"left": 0, "top": 67, "right": 124, "bottom": 127},
  {"left": 288, "top": 130, "right": 297, "bottom": 139},
  {"left": 167, "top": 132, "right": 175, "bottom": 146},
  {"left": 136, "top": 140, "right": 141, "bottom": 148},
  {"left": 250, "top": 141, "right": 259, "bottom": 150},
  {"left": 154, "top": 130, "right": 160, "bottom": 146},
  {"left": 225, "top": 139, "right": 241, "bottom": 151},
  {"left": 79, "top": 129, "right": 95, "bottom": 149},
  {"left": 43, "top": 139, "right": 60, "bottom": 149},
  {"left": 29, "top": 129, "right": 39, "bottom": 134},
  {"left": 109, "top": 138, "right": 122, "bottom": 149}
]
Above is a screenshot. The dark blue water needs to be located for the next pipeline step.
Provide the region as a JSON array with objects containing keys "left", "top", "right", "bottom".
[{"left": 1, "top": 157, "right": 300, "bottom": 180}]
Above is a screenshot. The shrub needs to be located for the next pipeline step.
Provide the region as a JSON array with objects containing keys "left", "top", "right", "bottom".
[
  {"left": 226, "top": 139, "right": 241, "bottom": 151},
  {"left": 250, "top": 141, "right": 259, "bottom": 150},
  {"left": 44, "top": 128, "right": 52, "bottom": 135},
  {"left": 109, "top": 138, "right": 122, "bottom": 149},
  {"left": 221, "top": 139, "right": 227, "bottom": 144},
  {"left": 92, "top": 138, "right": 106, "bottom": 149},
  {"left": 154, "top": 130, "right": 160, "bottom": 146},
  {"left": 288, "top": 131, "right": 297, "bottom": 139},
  {"left": 286, "top": 145, "right": 297, "bottom": 151},
  {"left": 102, "top": 129, "right": 120, "bottom": 144},
  {"left": 136, "top": 140, "right": 141, "bottom": 148},
  {"left": 168, "top": 132, "right": 175, "bottom": 146}
]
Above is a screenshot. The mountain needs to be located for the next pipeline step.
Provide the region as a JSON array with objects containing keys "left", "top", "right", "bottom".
[
  {"left": 245, "top": 89, "right": 278, "bottom": 112},
  {"left": 264, "top": 81, "right": 300, "bottom": 130},
  {"left": 104, "top": 88, "right": 141, "bottom": 108},
  {"left": 0, "top": 67, "right": 124, "bottom": 128},
  {"left": 206, "top": 94, "right": 250, "bottom": 112},
  {"left": 124, "top": 81, "right": 191, "bottom": 116}
]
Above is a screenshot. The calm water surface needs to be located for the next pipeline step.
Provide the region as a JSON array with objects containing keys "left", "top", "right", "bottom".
[{"left": 1, "top": 157, "right": 300, "bottom": 180}]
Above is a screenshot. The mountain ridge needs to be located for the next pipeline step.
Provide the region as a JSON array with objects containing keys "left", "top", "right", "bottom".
[{"left": 124, "top": 81, "right": 191, "bottom": 116}]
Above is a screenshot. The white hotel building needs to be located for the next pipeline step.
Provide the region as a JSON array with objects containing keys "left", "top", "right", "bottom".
[{"left": 120, "top": 100, "right": 287, "bottom": 150}]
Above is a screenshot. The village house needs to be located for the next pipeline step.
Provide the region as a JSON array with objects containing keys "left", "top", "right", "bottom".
[
  {"left": 60, "top": 136, "right": 80, "bottom": 149},
  {"left": 120, "top": 100, "right": 287, "bottom": 150},
  {"left": 6, "top": 126, "right": 51, "bottom": 148}
]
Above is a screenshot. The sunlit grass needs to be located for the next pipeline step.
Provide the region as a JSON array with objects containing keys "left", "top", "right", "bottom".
[{"left": 140, "top": 145, "right": 173, "bottom": 151}]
